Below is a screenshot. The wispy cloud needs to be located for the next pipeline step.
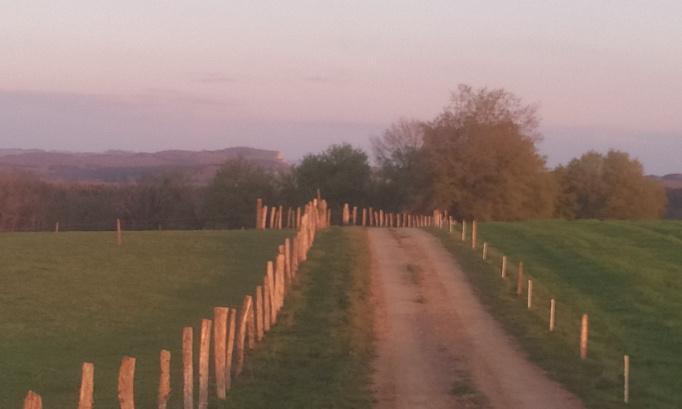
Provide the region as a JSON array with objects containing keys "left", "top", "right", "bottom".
[{"left": 195, "top": 73, "right": 238, "bottom": 84}]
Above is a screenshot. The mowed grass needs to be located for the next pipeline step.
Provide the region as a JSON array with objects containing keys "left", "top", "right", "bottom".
[
  {"left": 430, "top": 220, "right": 682, "bottom": 409},
  {"left": 216, "top": 226, "right": 374, "bottom": 409},
  {"left": 0, "top": 229, "right": 293, "bottom": 409}
]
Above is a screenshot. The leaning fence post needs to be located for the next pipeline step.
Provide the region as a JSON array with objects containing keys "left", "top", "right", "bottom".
[
  {"left": 235, "top": 296, "right": 252, "bottom": 376},
  {"left": 247, "top": 295, "right": 256, "bottom": 350},
  {"left": 78, "top": 362, "right": 94, "bottom": 409},
  {"left": 501, "top": 256, "right": 507, "bottom": 278},
  {"left": 263, "top": 276, "right": 271, "bottom": 332},
  {"left": 118, "top": 356, "right": 136, "bottom": 409},
  {"left": 549, "top": 299, "right": 556, "bottom": 332},
  {"left": 158, "top": 350, "right": 171, "bottom": 409},
  {"left": 225, "top": 309, "right": 236, "bottom": 390}
]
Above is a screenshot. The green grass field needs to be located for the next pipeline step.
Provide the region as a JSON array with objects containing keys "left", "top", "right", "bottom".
[
  {"left": 0, "top": 229, "right": 294, "bottom": 409},
  {"left": 431, "top": 220, "right": 682, "bottom": 409}
]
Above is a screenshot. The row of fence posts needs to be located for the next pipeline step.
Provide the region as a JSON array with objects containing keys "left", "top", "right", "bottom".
[
  {"left": 337, "top": 203, "right": 631, "bottom": 404},
  {"left": 341, "top": 203, "right": 448, "bottom": 228},
  {"left": 451, "top": 217, "right": 630, "bottom": 404},
  {"left": 21, "top": 197, "right": 329, "bottom": 409}
]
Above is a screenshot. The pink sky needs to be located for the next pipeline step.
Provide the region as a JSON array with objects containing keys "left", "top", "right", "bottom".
[{"left": 1, "top": 1, "right": 681, "bottom": 174}]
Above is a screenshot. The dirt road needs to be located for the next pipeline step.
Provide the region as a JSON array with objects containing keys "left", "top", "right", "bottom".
[{"left": 369, "top": 228, "right": 585, "bottom": 409}]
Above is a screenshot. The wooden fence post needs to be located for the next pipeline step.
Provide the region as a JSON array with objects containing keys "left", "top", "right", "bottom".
[
  {"left": 516, "top": 262, "right": 524, "bottom": 295},
  {"left": 117, "top": 218, "right": 122, "bottom": 246},
  {"left": 482, "top": 242, "right": 488, "bottom": 260},
  {"left": 23, "top": 391, "right": 42, "bottom": 409},
  {"left": 159, "top": 350, "right": 171, "bottom": 409},
  {"left": 256, "top": 286, "right": 264, "bottom": 341},
  {"left": 550, "top": 299, "right": 556, "bottom": 332},
  {"left": 256, "top": 198, "right": 262, "bottom": 229},
  {"left": 118, "top": 357, "right": 136, "bottom": 409},
  {"left": 263, "top": 276, "right": 271, "bottom": 332},
  {"left": 199, "top": 319, "right": 212, "bottom": 409},
  {"left": 78, "top": 362, "right": 94, "bottom": 409},
  {"left": 225, "top": 309, "right": 236, "bottom": 390},
  {"left": 285, "top": 238, "right": 292, "bottom": 288},
  {"left": 182, "top": 327, "right": 193, "bottom": 409},
  {"left": 276, "top": 254, "right": 285, "bottom": 315},
  {"left": 261, "top": 206, "right": 268, "bottom": 229},
  {"left": 624, "top": 355, "right": 630, "bottom": 403},
  {"left": 527, "top": 280, "right": 533, "bottom": 309},
  {"left": 247, "top": 295, "right": 256, "bottom": 350},
  {"left": 501, "top": 256, "right": 507, "bottom": 278},
  {"left": 472, "top": 220, "right": 477, "bottom": 249},
  {"left": 235, "top": 296, "right": 252, "bottom": 376},
  {"left": 267, "top": 261, "right": 276, "bottom": 325},
  {"left": 213, "top": 308, "right": 228, "bottom": 399},
  {"left": 580, "top": 314, "right": 589, "bottom": 359},
  {"left": 461, "top": 220, "right": 467, "bottom": 241}
]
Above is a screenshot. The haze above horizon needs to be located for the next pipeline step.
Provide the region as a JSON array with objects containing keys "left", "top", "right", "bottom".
[{"left": 1, "top": 1, "right": 681, "bottom": 175}]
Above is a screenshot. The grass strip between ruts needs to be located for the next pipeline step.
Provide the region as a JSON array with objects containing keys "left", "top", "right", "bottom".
[{"left": 217, "top": 226, "right": 374, "bottom": 409}]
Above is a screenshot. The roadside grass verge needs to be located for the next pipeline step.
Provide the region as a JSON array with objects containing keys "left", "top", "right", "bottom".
[
  {"left": 0, "top": 229, "right": 293, "bottom": 409},
  {"left": 217, "top": 226, "right": 374, "bottom": 409},
  {"left": 429, "top": 220, "right": 682, "bottom": 409}
]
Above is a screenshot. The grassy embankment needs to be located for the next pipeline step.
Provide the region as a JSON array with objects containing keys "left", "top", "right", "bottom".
[
  {"left": 0, "top": 229, "right": 293, "bottom": 409},
  {"left": 218, "top": 226, "right": 374, "bottom": 409},
  {"left": 431, "top": 220, "right": 682, "bottom": 409}
]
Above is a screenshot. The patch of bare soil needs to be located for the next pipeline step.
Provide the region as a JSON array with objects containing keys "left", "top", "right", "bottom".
[{"left": 369, "top": 228, "right": 585, "bottom": 409}]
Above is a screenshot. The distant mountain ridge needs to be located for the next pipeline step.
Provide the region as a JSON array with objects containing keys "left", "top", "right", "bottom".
[
  {"left": 0, "top": 147, "right": 289, "bottom": 184},
  {"left": 650, "top": 174, "right": 682, "bottom": 189}
]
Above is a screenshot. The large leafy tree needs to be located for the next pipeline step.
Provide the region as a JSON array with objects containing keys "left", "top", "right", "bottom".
[
  {"left": 370, "top": 118, "right": 430, "bottom": 212},
  {"left": 295, "top": 143, "right": 371, "bottom": 211},
  {"left": 422, "top": 85, "right": 556, "bottom": 221},
  {"left": 554, "top": 150, "right": 667, "bottom": 219}
]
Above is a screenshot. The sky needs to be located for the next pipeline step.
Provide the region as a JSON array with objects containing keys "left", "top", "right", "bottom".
[{"left": 1, "top": 1, "right": 681, "bottom": 174}]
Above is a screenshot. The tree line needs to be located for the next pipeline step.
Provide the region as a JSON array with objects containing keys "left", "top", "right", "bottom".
[
  {"left": 0, "top": 84, "right": 675, "bottom": 232},
  {"left": 370, "top": 85, "right": 669, "bottom": 221}
]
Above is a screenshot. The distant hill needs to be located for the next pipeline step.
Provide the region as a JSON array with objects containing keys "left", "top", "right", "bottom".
[
  {"left": 650, "top": 174, "right": 682, "bottom": 189},
  {"left": 0, "top": 147, "right": 289, "bottom": 184}
]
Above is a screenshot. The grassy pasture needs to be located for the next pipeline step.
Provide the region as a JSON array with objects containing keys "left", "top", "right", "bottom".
[
  {"left": 0, "top": 229, "right": 293, "bottom": 409},
  {"left": 432, "top": 220, "right": 682, "bottom": 409}
]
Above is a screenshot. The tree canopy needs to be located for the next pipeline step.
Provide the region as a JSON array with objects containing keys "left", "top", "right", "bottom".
[
  {"left": 421, "top": 85, "right": 556, "bottom": 220},
  {"left": 554, "top": 150, "right": 667, "bottom": 219},
  {"left": 203, "top": 158, "right": 276, "bottom": 229},
  {"left": 370, "top": 118, "right": 429, "bottom": 212},
  {"left": 295, "top": 143, "right": 372, "bottom": 211}
]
